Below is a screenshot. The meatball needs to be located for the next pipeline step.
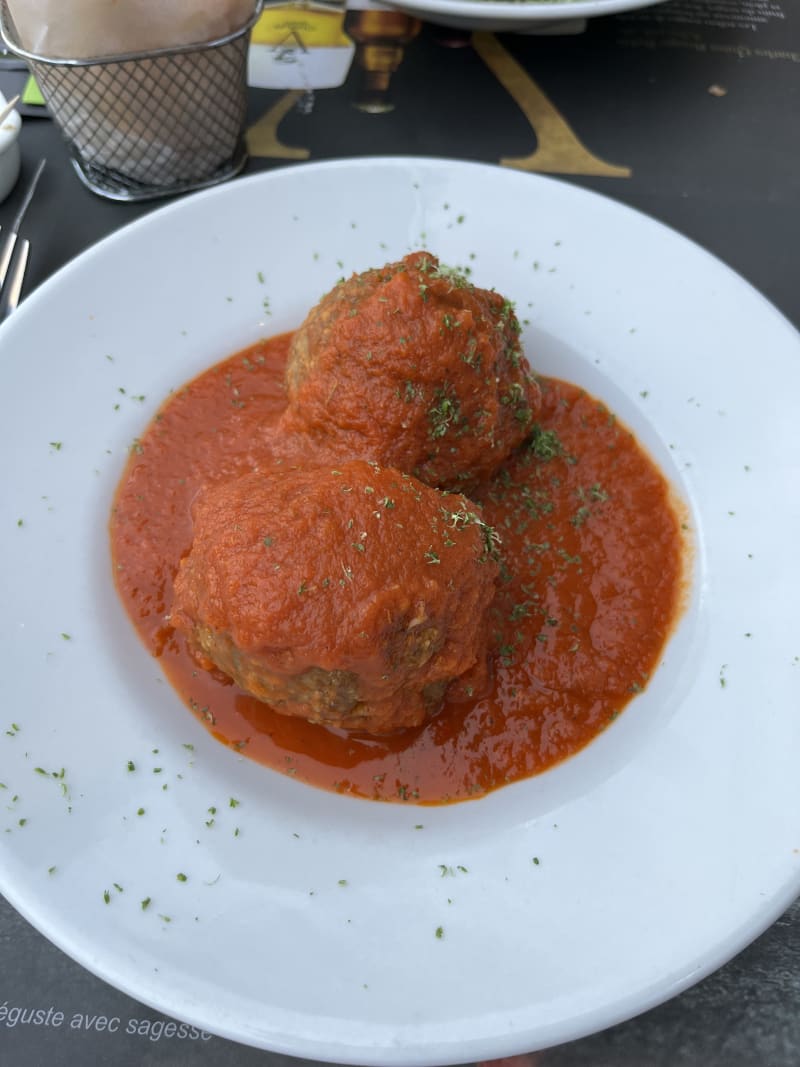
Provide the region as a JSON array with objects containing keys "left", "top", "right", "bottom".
[
  {"left": 170, "top": 460, "right": 499, "bottom": 733},
  {"left": 276, "top": 251, "right": 541, "bottom": 493}
]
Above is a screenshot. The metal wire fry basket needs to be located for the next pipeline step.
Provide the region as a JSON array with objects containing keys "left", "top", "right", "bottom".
[{"left": 0, "top": 0, "right": 261, "bottom": 201}]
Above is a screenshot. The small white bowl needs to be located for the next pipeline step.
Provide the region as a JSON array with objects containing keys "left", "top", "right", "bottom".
[{"left": 0, "top": 91, "right": 21, "bottom": 204}]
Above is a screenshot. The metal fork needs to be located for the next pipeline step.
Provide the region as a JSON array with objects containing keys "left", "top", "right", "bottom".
[
  {"left": 0, "top": 157, "right": 45, "bottom": 318},
  {"left": 0, "top": 234, "right": 28, "bottom": 317}
]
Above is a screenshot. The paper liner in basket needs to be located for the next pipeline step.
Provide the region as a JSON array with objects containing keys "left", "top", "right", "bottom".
[{"left": 7, "top": 0, "right": 257, "bottom": 59}]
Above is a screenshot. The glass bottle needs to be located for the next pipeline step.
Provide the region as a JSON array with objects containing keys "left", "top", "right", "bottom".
[{"left": 344, "top": 8, "right": 421, "bottom": 114}]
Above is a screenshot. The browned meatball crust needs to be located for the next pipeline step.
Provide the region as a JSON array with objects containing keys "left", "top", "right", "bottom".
[
  {"left": 170, "top": 460, "right": 499, "bottom": 733},
  {"left": 276, "top": 251, "right": 541, "bottom": 493}
]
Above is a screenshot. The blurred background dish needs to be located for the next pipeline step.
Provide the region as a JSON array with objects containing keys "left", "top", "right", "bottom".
[{"left": 380, "top": 0, "right": 667, "bottom": 35}]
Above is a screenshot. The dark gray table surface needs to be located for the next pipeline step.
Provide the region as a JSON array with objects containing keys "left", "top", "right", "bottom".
[{"left": 1, "top": 0, "right": 799, "bottom": 1063}]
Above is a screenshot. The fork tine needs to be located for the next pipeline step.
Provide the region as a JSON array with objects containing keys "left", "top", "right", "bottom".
[
  {"left": 2, "top": 237, "right": 29, "bottom": 318},
  {"left": 0, "top": 94, "right": 20, "bottom": 125},
  {"left": 0, "top": 158, "right": 45, "bottom": 292},
  {"left": 0, "top": 230, "right": 16, "bottom": 290}
]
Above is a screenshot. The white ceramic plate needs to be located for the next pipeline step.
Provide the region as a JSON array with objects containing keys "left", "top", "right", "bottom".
[
  {"left": 382, "top": 0, "right": 666, "bottom": 35},
  {"left": 1, "top": 158, "right": 799, "bottom": 1064}
]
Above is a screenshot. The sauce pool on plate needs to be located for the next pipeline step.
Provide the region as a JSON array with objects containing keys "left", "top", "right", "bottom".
[{"left": 110, "top": 333, "right": 686, "bottom": 804}]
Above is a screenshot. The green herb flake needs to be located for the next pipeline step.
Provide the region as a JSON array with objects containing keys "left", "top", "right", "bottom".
[
  {"left": 428, "top": 388, "right": 461, "bottom": 439},
  {"left": 527, "top": 425, "right": 564, "bottom": 461}
]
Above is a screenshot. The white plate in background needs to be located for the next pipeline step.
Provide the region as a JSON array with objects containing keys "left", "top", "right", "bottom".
[{"left": 382, "top": 0, "right": 667, "bottom": 36}]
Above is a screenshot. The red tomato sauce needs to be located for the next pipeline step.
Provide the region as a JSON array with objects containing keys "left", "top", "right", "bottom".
[{"left": 110, "top": 334, "right": 686, "bottom": 804}]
